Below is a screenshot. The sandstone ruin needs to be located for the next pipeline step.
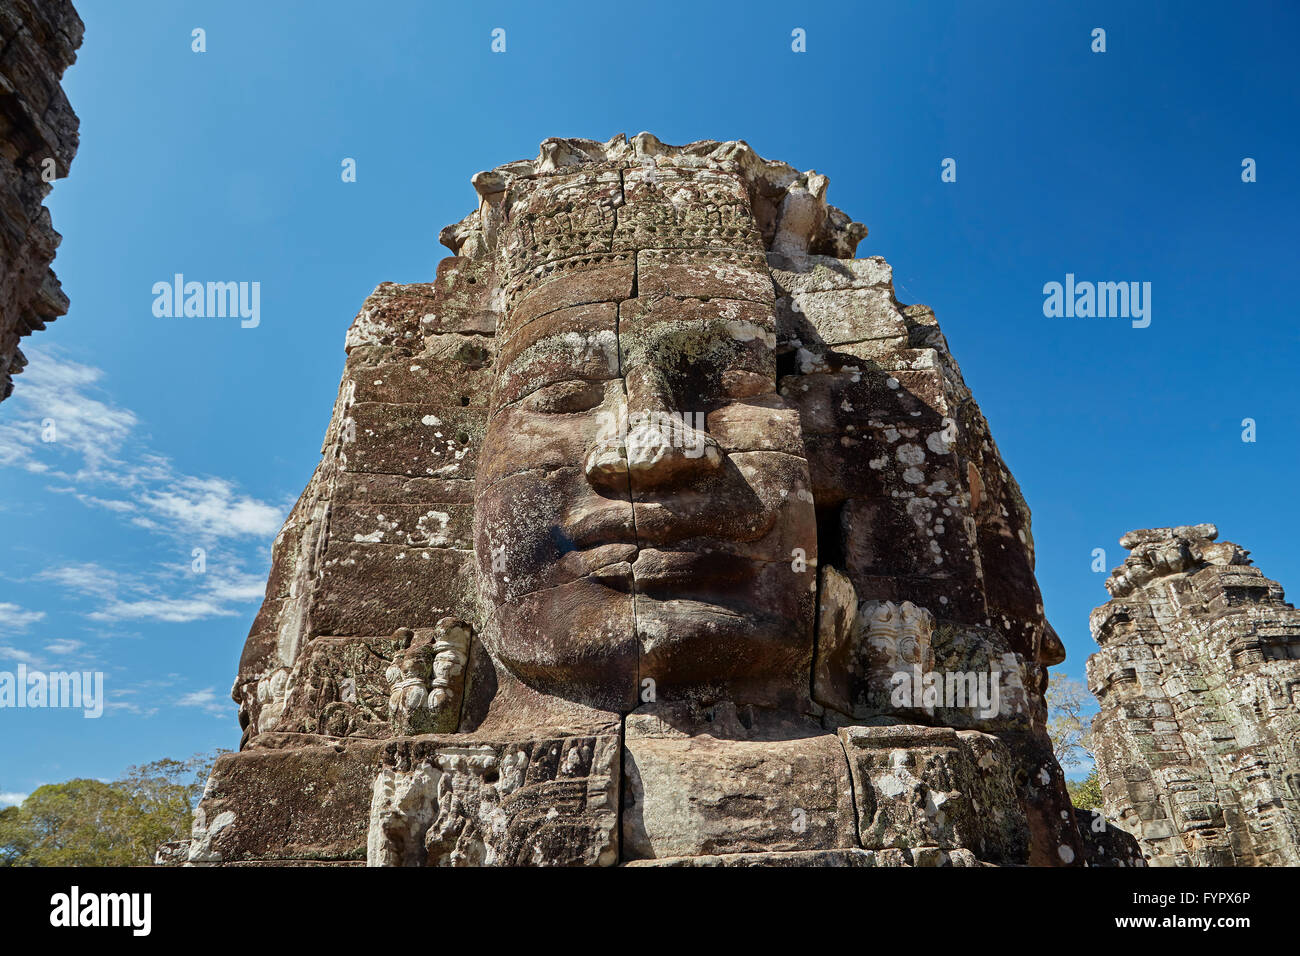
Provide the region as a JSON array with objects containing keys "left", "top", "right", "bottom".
[
  {"left": 189, "top": 134, "right": 1105, "bottom": 866},
  {"left": 0, "top": 0, "right": 82, "bottom": 402},
  {"left": 1088, "top": 524, "right": 1300, "bottom": 865}
]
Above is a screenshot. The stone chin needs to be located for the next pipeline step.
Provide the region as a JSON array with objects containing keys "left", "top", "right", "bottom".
[
  {"left": 632, "top": 547, "right": 814, "bottom": 700},
  {"left": 634, "top": 594, "right": 812, "bottom": 704}
]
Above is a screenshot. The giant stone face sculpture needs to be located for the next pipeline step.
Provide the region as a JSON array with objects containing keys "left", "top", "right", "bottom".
[
  {"left": 475, "top": 156, "right": 816, "bottom": 719},
  {"left": 187, "top": 135, "right": 1087, "bottom": 867}
]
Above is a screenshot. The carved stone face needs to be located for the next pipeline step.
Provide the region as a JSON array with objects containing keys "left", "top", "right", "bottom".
[
  {"left": 475, "top": 278, "right": 817, "bottom": 712},
  {"left": 203, "top": 137, "right": 1094, "bottom": 867}
]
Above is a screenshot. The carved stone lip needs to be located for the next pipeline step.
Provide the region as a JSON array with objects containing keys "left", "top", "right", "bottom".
[
  {"left": 556, "top": 478, "right": 780, "bottom": 555},
  {"left": 563, "top": 505, "right": 777, "bottom": 580},
  {"left": 630, "top": 548, "right": 759, "bottom": 595},
  {"left": 566, "top": 505, "right": 765, "bottom": 551},
  {"left": 634, "top": 493, "right": 780, "bottom": 546},
  {"left": 562, "top": 502, "right": 636, "bottom": 550}
]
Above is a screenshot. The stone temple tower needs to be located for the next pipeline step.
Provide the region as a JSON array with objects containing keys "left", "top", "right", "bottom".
[
  {"left": 184, "top": 134, "right": 1092, "bottom": 866},
  {"left": 1088, "top": 524, "right": 1300, "bottom": 866}
]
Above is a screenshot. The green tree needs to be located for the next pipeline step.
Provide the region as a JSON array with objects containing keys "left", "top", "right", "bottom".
[
  {"left": 0, "top": 805, "right": 30, "bottom": 865},
  {"left": 2, "top": 779, "right": 137, "bottom": 866},
  {"left": 1067, "top": 768, "right": 1103, "bottom": 811},
  {"left": 0, "top": 751, "right": 221, "bottom": 866}
]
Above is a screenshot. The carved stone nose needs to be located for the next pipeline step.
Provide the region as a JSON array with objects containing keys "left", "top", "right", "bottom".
[{"left": 584, "top": 410, "right": 721, "bottom": 491}]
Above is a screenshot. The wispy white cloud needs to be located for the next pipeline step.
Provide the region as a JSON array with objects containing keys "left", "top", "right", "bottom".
[
  {"left": 0, "top": 792, "right": 28, "bottom": 808},
  {"left": 2, "top": 348, "right": 289, "bottom": 626},
  {"left": 0, "top": 353, "right": 136, "bottom": 479},
  {"left": 47, "top": 488, "right": 137, "bottom": 514},
  {"left": 202, "top": 570, "right": 267, "bottom": 604},
  {"left": 38, "top": 560, "right": 268, "bottom": 624},
  {"left": 0, "top": 602, "right": 46, "bottom": 633},
  {"left": 137, "top": 475, "right": 283, "bottom": 539},
  {"left": 89, "top": 596, "right": 239, "bottom": 624},
  {"left": 175, "top": 686, "right": 229, "bottom": 717},
  {"left": 0, "top": 645, "right": 44, "bottom": 667},
  {"left": 43, "top": 639, "right": 82, "bottom": 655},
  {"left": 1, "top": 348, "right": 288, "bottom": 540},
  {"left": 34, "top": 562, "right": 121, "bottom": 601},
  {"left": 101, "top": 675, "right": 184, "bottom": 718},
  {"left": 104, "top": 698, "right": 159, "bottom": 718}
]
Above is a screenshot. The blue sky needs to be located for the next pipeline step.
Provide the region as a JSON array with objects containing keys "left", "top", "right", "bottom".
[{"left": 1, "top": 0, "right": 1297, "bottom": 799}]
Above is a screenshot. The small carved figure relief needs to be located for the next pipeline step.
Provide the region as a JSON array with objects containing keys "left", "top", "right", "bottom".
[{"left": 384, "top": 618, "right": 471, "bottom": 735}]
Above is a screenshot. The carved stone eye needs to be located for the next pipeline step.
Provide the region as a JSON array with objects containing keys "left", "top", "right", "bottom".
[{"left": 522, "top": 380, "right": 606, "bottom": 414}]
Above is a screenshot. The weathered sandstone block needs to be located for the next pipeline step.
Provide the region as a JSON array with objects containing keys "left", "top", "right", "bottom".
[{"left": 0, "top": 0, "right": 82, "bottom": 401}]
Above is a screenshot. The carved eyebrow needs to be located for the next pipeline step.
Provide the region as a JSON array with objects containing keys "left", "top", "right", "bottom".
[
  {"left": 498, "top": 326, "right": 620, "bottom": 371},
  {"left": 491, "top": 330, "right": 622, "bottom": 413},
  {"left": 518, "top": 380, "right": 607, "bottom": 410}
]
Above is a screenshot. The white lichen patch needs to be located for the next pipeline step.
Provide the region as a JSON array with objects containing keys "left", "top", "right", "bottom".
[
  {"left": 926, "top": 430, "right": 953, "bottom": 454},
  {"left": 796, "top": 347, "right": 827, "bottom": 373},
  {"left": 724, "top": 320, "right": 776, "bottom": 349},
  {"left": 896, "top": 443, "right": 925, "bottom": 466},
  {"left": 415, "top": 509, "right": 452, "bottom": 547}
]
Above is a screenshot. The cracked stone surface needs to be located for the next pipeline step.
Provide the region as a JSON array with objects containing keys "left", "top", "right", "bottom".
[
  {"left": 0, "top": 0, "right": 82, "bottom": 402},
  {"left": 1089, "top": 523, "right": 1300, "bottom": 866},
  {"left": 186, "top": 134, "right": 1092, "bottom": 866}
]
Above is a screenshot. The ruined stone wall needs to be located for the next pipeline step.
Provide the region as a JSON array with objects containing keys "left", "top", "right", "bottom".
[
  {"left": 191, "top": 134, "right": 1099, "bottom": 866},
  {"left": 0, "top": 0, "right": 82, "bottom": 401},
  {"left": 1088, "top": 524, "right": 1300, "bottom": 865}
]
